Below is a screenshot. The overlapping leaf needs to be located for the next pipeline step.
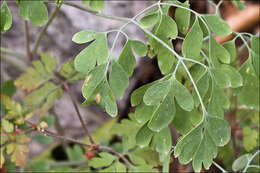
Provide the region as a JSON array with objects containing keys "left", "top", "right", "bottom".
[
  {"left": 174, "top": 116, "right": 231, "bottom": 172},
  {"left": 18, "top": 0, "right": 48, "bottom": 26},
  {"left": 203, "top": 14, "right": 231, "bottom": 36},
  {"left": 174, "top": 0, "right": 190, "bottom": 34},
  {"left": 0, "top": 0, "right": 12, "bottom": 33},
  {"left": 15, "top": 53, "right": 56, "bottom": 92}
]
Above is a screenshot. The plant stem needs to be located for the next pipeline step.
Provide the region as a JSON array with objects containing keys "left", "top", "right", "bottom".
[
  {"left": 63, "top": 2, "right": 130, "bottom": 22},
  {"left": 63, "top": 83, "right": 95, "bottom": 145},
  {"left": 243, "top": 150, "right": 260, "bottom": 173},
  {"left": 24, "top": 20, "right": 32, "bottom": 61},
  {"left": 212, "top": 161, "right": 228, "bottom": 173},
  {"left": 32, "top": 3, "right": 62, "bottom": 56}
]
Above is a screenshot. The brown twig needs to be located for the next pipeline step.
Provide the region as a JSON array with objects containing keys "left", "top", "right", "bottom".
[{"left": 63, "top": 83, "right": 95, "bottom": 145}]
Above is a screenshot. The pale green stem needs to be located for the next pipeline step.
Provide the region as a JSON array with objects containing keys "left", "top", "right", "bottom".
[
  {"left": 213, "top": 161, "right": 228, "bottom": 173},
  {"left": 243, "top": 150, "right": 260, "bottom": 173}
]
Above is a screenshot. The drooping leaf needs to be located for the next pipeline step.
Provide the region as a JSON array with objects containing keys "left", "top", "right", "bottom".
[
  {"left": 174, "top": 1, "right": 190, "bottom": 34},
  {"left": 151, "top": 127, "right": 172, "bottom": 162},
  {"left": 209, "top": 36, "right": 230, "bottom": 65},
  {"left": 148, "top": 86, "right": 176, "bottom": 132},
  {"left": 109, "top": 60, "right": 129, "bottom": 99},
  {"left": 172, "top": 79, "right": 194, "bottom": 111},
  {"left": 250, "top": 36, "right": 259, "bottom": 78},
  {"left": 223, "top": 40, "right": 237, "bottom": 64},
  {"left": 131, "top": 40, "right": 147, "bottom": 57},
  {"left": 0, "top": 0, "right": 12, "bottom": 33},
  {"left": 140, "top": 12, "right": 159, "bottom": 28},
  {"left": 74, "top": 33, "right": 108, "bottom": 74},
  {"left": 232, "top": 154, "right": 252, "bottom": 172},
  {"left": 203, "top": 14, "right": 231, "bottom": 36},
  {"left": 15, "top": 53, "right": 56, "bottom": 92},
  {"left": 182, "top": 17, "right": 203, "bottom": 60},
  {"left": 143, "top": 80, "right": 171, "bottom": 106},
  {"left": 88, "top": 152, "right": 116, "bottom": 168},
  {"left": 118, "top": 39, "right": 136, "bottom": 77},
  {"left": 89, "top": 0, "right": 105, "bottom": 12},
  {"left": 136, "top": 123, "right": 155, "bottom": 148},
  {"left": 18, "top": 0, "right": 48, "bottom": 26}
]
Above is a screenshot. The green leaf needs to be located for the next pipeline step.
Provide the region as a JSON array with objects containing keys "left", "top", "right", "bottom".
[
  {"left": 221, "top": 64, "right": 243, "bottom": 88},
  {"left": 15, "top": 53, "right": 56, "bottom": 92},
  {"left": 238, "top": 60, "right": 259, "bottom": 110},
  {"left": 66, "top": 145, "right": 86, "bottom": 162},
  {"left": 40, "top": 115, "right": 55, "bottom": 126},
  {"left": 211, "top": 68, "right": 230, "bottom": 88},
  {"left": 206, "top": 116, "right": 231, "bottom": 147},
  {"left": 209, "top": 36, "right": 230, "bottom": 64},
  {"left": 193, "top": 72, "right": 209, "bottom": 107},
  {"left": 172, "top": 105, "right": 202, "bottom": 135},
  {"left": 19, "top": 0, "right": 48, "bottom": 26},
  {"left": 72, "top": 30, "right": 97, "bottom": 44},
  {"left": 1, "top": 80, "right": 16, "bottom": 97},
  {"left": 89, "top": 0, "right": 105, "bottom": 12},
  {"left": 134, "top": 102, "right": 155, "bottom": 125},
  {"left": 208, "top": 81, "right": 230, "bottom": 118},
  {"left": 1, "top": 94, "right": 23, "bottom": 118},
  {"left": 152, "top": 127, "right": 172, "bottom": 162},
  {"left": 30, "top": 161, "right": 50, "bottom": 172},
  {"left": 136, "top": 123, "right": 155, "bottom": 148},
  {"left": 1, "top": 119, "right": 14, "bottom": 132},
  {"left": 59, "top": 59, "right": 84, "bottom": 82},
  {"left": 172, "top": 79, "right": 194, "bottom": 111},
  {"left": 34, "top": 135, "right": 52, "bottom": 145},
  {"left": 232, "top": 0, "right": 245, "bottom": 10},
  {"left": 174, "top": 1, "right": 190, "bottom": 34},
  {"left": 203, "top": 14, "right": 231, "bottom": 36},
  {"left": 182, "top": 17, "right": 203, "bottom": 60},
  {"left": 131, "top": 40, "right": 147, "bottom": 57},
  {"left": 154, "top": 14, "right": 178, "bottom": 39},
  {"left": 118, "top": 39, "right": 136, "bottom": 77},
  {"left": 232, "top": 154, "right": 252, "bottom": 171},
  {"left": 82, "top": 64, "right": 106, "bottom": 100},
  {"left": 175, "top": 116, "right": 231, "bottom": 172},
  {"left": 140, "top": 12, "right": 159, "bottom": 28},
  {"left": 223, "top": 40, "right": 237, "bottom": 64},
  {"left": 250, "top": 36, "right": 259, "bottom": 78},
  {"left": 148, "top": 86, "right": 175, "bottom": 132},
  {"left": 89, "top": 152, "right": 116, "bottom": 168},
  {"left": 0, "top": 0, "right": 12, "bottom": 33},
  {"left": 243, "top": 127, "right": 259, "bottom": 151},
  {"left": 74, "top": 33, "right": 108, "bottom": 74},
  {"left": 143, "top": 80, "right": 171, "bottom": 106},
  {"left": 131, "top": 83, "right": 153, "bottom": 106},
  {"left": 109, "top": 60, "right": 129, "bottom": 99}
]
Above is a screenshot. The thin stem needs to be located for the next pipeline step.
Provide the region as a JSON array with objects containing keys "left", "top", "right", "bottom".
[
  {"left": 32, "top": 3, "right": 62, "bottom": 56},
  {"left": 181, "top": 57, "right": 208, "bottom": 70},
  {"left": 63, "top": 83, "right": 95, "bottom": 145},
  {"left": 63, "top": 2, "right": 130, "bottom": 22},
  {"left": 24, "top": 21, "right": 32, "bottom": 61},
  {"left": 213, "top": 161, "right": 228, "bottom": 173},
  {"left": 243, "top": 150, "right": 260, "bottom": 173},
  {"left": 172, "top": 60, "right": 181, "bottom": 78}
]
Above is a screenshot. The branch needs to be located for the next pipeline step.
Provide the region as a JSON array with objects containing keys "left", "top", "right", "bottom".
[
  {"left": 63, "top": 2, "right": 130, "bottom": 22},
  {"left": 63, "top": 83, "right": 95, "bottom": 145},
  {"left": 24, "top": 21, "right": 32, "bottom": 61},
  {"left": 32, "top": 3, "right": 62, "bottom": 56}
]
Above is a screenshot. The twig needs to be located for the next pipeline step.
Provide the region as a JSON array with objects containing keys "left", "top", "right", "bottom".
[
  {"left": 213, "top": 161, "right": 228, "bottom": 173},
  {"left": 32, "top": 3, "right": 62, "bottom": 56},
  {"left": 63, "top": 2, "right": 130, "bottom": 22},
  {"left": 243, "top": 150, "right": 260, "bottom": 173},
  {"left": 24, "top": 21, "right": 32, "bottom": 61},
  {"left": 63, "top": 83, "right": 95, "bottom": 145}
]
